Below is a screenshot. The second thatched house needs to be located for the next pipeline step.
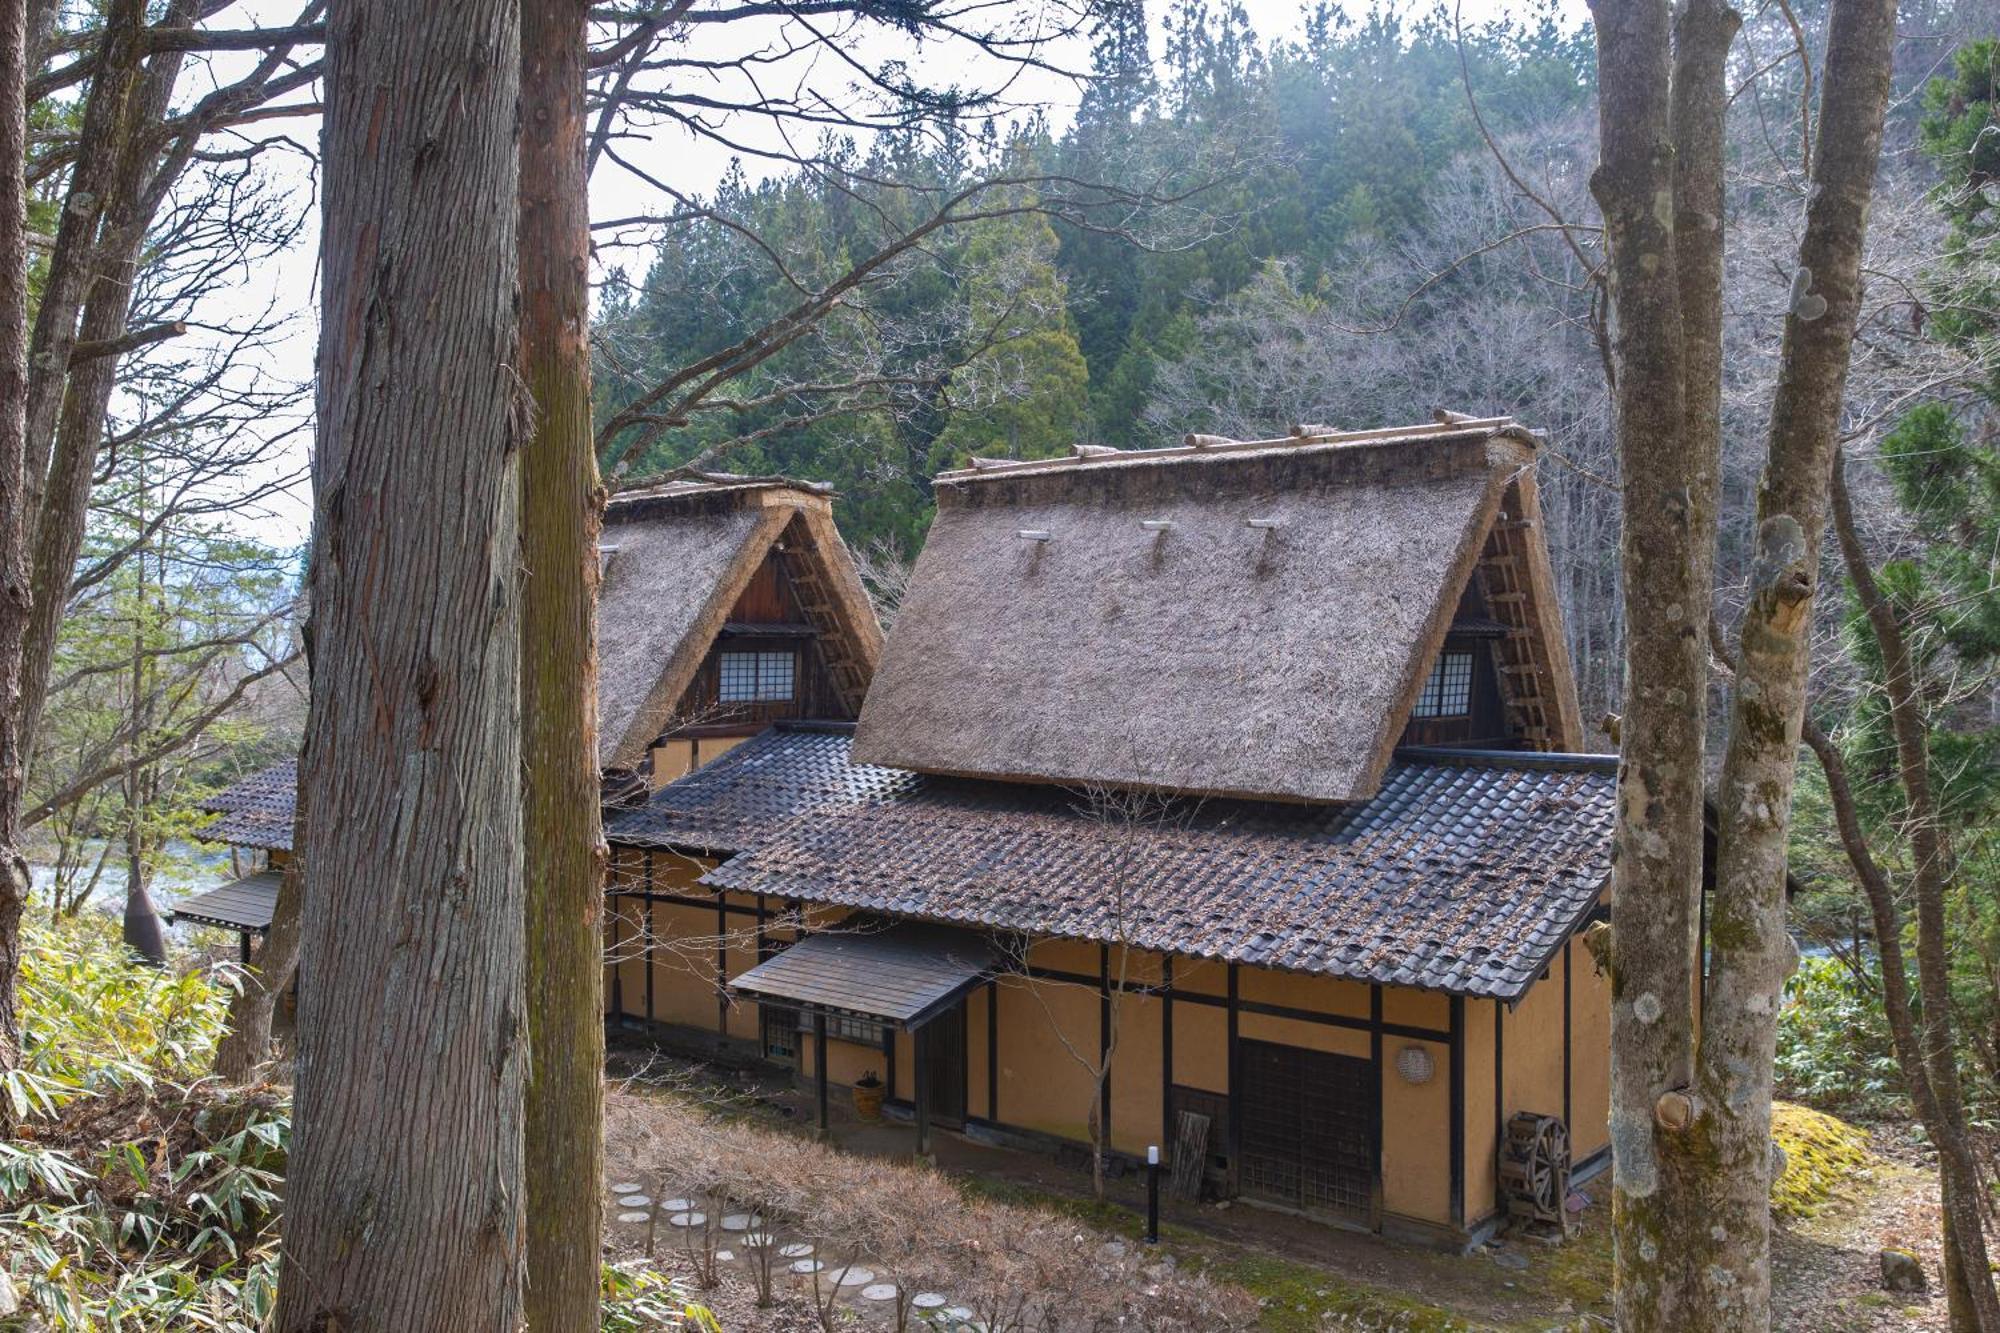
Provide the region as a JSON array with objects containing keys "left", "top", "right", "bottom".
[
  {"left": 176, "top": 474, "right": 882, "bottom": 945},
  {"left": 606, "top": 415, "right": 1618, "bottom": 1249}
]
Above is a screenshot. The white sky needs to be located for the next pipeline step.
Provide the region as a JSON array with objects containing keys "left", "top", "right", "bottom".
[{"left": 192, "top": 0, "right": 1590, "bottom": 548}]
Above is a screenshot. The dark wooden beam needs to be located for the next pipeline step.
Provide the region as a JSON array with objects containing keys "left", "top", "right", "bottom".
[
  {"left": 1160, "top": 956, "right": 1174, "bottom": 1155},
  {"left": 914, "top": 1022, "right": 931, "bottom": 1159},
  {"left": 643, "top": 855, "right": 657, "bottom": 1022},
  {"left": 986, "top": 979, "right": 998, "bottom": 1123},
  {"left": 1562, "top": 940, "right": 1573, "bottom": 1133},
  {"left": 1099, "top": 944, "right": 1112, "bottom": 1151},
  {"left": 1371, "top": 983, "right": 1384, "bottom": 1227},
  {"left": 1226, "top": 964, "right": 1241, "bottom": 1192},
  {"left": 1449, "top": 994, "right": 1465, "bottom": 1231},
  {"left": 814, "top": 1007, "right": 830, "bottom": 1135}
]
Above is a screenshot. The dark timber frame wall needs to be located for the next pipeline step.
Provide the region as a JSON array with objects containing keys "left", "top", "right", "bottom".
[{"left": 602, "top": 838, "right": 1608, "bottom": 1247}]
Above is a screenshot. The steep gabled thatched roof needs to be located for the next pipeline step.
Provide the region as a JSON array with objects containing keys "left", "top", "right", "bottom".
[
  {"left": 596, "top": 474, "right": 882, "bottom": 768},
  {"left": 853, "top": 418, "right": 1567, "bottom": 804}
]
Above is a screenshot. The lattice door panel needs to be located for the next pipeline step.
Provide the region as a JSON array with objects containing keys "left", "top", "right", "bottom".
[{"left": 1237, "top": 1039, "right": 1377, "bottom": 1225}]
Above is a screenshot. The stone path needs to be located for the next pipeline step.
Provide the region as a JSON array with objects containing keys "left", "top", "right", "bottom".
[{"left": 607, "top": 1179, "right": 981, "bottom": 1330}]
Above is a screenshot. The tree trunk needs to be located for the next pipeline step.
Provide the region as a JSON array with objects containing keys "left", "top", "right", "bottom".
[
  {"left": 1684, "top": 0, "right": 1900, "bottom": 1315},
  {"left": 214, "top": 770, "right": 310, "bottom": 1083},
  {"left": 1823, "top": 461, "right": 2000, "bottom": 1330},
  {"left": 1585, "top": 1, "right": 1708, "bottom": 1322},
  {"left": 16, "top": 0, "right": 198, "bottom": 759},
  {"left": 273, "top": 0, "right": 527, "bottom": 1326},
  {"left": 1590, "top": 0, "right": 1906, "bottom": 1320},
  {"left": 0, "top": 0, "right": 31, "bottom": 1130},
  {"left": 519, "top": 0, "right": 606, "bottom": 1327}
]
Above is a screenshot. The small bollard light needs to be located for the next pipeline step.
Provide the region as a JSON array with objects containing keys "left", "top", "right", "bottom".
[{"left": 1145, "top": 1144, "right": 1161, "bottom": 1244}]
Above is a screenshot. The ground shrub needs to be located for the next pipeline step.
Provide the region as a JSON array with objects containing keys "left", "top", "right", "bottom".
[
  {"left": 1774, "top": 955, "right": 1903, "bottom": 1117},
  {"left": 0, "top": 912, "right": 708, "bottom": 1330}
]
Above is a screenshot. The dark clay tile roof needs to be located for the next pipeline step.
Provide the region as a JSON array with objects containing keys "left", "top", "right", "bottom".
[
  {"left": 613, "top": 726, "right": 1615, "bottom": 1001},
  {"left": 198, "top": 760, "right": 297, "bottom": 852},
  {"left": 728, "top": 920, "right": 998, "bottom": 1026},
  {"left": 172, "top": 869, "right": 282, "bottom": 932},
  {"left": 603, "top": 722, "right": 921, "bottom": 855}
]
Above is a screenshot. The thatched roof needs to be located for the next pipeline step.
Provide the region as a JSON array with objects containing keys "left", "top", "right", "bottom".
[
  {"left": 596, "top": 475, "right": 882, "bottom": 768},
  {"left": 853, "top": 418, "right": 1559, "bottom": 803}
]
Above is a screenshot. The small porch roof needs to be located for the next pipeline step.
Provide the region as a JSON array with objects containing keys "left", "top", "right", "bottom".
[
  {"left": 728, "top": 921, "right": 997, "bottom": 1029},
  {"left": 172, "top": 870, "right": 281, "bottom": 933}
]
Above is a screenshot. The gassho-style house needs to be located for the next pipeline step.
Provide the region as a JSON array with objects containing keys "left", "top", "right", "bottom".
[{"left": 184, "top": 414, "right": 1634, "bottom": 1251}]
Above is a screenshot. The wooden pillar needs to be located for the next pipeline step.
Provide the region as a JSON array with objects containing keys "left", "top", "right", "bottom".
[
  {"left": 1495, "top": 999, "right": 1506, "bottom": 1159},
  {"left": 1562, "top": 941, "right": 1574, "bottom": 1132},
  {"left": 1160, "top": 956, "right": 1174, "bottom": 1153},
  {"left": 814, "top": 1007, "right": 829, "bottom": 1136},
  {"left": 1098, "top": 944, "right": 1112, "bottom": 1150},
  {"left": 1225, "top": 964, "right": 1240, "bottom": 1191},
  {"left": 643, "top": 853, "right": 656, "bottom": 1022},
  {"left": 882, "top": 1022, "right": 896, "bottom": 1101},
  {"left": 608, "top": 892, "right": 623, "bottom": 1018},
  {"left": 1449, "top": 994, "right": 1466, "bottom": 1231},
  {"left": 985, "top": 979, "right": 998, "bottom": 1123},
  {"left": 1370, "top": 983, "right": 1384, "bottom": 1225},
  {"left": 914, "top": 1021, "right": 931, "bottom": 1159},
  {"left": 715, "top": 894, "right": 729, "bottom": 1036}
]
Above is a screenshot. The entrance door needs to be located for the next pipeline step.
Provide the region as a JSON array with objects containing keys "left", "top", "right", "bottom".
[
  {"left": 1237, "top": 1039, "right": 1377, "bottom": 1226},
  {"left": 918, "top": 1001, "right": 967, "bottom": 1129}
]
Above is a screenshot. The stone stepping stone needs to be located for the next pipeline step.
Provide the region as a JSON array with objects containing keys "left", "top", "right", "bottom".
[
  {"left": 616, "top": 1194, "right": 650, "bottom": 1208},
  {"left": 715, "top": 1250, "right": 735, "bottom": 1263},
  {"left": 667, "top": 1212, "right": 706, "bottom": 1228},
  {"left": 616, "top": 1211, "right": 649, "bottom": 1224},
  {"left": 610, "top": 1181, "right": 643, "bottom": 1194},
  {"left": 912, "top": 1293, "right": 947, "bottom": 1310},
  {"left": 945, "top": 1308, "right": 974, "bottom": 1322},
  {"left": 720, "top": 1213, "right": 762, "bottom": 1232},
  {"left": 659, "top": 1198, "right": 693, "bottom": 1212},
  {"left": 789, "top": 1259, "right": 824, "bottom": 1275},
  {"left": 859, "top": 1284, "right": 899, "bottom": 1303},
  {"left": 778, "top": 1243, "right": 814, "bottom": 1259},
  {"left": 830, "top": 1266, "right": 875, "bottom": 1287}
]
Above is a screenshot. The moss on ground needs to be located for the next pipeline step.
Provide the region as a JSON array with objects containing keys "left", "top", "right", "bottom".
[
  {"left": 1771, "top": 1100, "right": 1873, "bottom": 1221},
  {"left": 1216, "top": 1254, "right": 1488, "bottom": 1332}
]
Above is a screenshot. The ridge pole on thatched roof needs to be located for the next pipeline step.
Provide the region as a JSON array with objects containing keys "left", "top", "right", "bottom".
[{"left": 1183, "top": 433, "right": 1234, "bottom": 448}]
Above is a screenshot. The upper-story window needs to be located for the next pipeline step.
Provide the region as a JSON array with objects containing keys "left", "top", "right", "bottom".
[
  {"left": 719, "top": 650, "right": 795, "bottom": 703},
  {"left": 1412, "top": 650, "right": 1475, "bottom": 718}
]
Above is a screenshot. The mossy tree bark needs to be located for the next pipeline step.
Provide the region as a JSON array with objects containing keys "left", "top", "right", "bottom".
[
  {"left": 0, "top": 0, "right": 30, "bottom": 1131},
  {"left": 1587, "top": 0, "right": 1904, "bottom": 1323},
  {"left": 1688, "top": 0, "right": 1899, "bottom": 1317},
  {"left": 273, "top": 0, "right": 527, "bottom": 1326},
  {"left": 1586, "top": 0, "right": 1708, "bottom": 1322},
  {"left": 519, "top": 0, "right": 606, "bottom": 1326}
]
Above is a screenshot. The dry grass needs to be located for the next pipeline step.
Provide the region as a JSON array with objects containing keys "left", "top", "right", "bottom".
[{"left": 605, "top": 1087, "right": 1258, "bottom": 1331}]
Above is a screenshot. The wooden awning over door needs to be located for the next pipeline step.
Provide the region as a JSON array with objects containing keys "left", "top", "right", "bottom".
[{"left": 727, "top": 920, "right": 996, "bottom": 1030}]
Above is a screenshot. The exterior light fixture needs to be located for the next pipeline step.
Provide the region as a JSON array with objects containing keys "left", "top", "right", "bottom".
[
  {"left": 1017, "top": 529, "right": 1052, "bottom": 542},
  {"left": 1246, "top": 517, "right": 1283, "bottom": 529},
  {"left": 1141, "top": 520, "right": 1173, "bottom": 531}
]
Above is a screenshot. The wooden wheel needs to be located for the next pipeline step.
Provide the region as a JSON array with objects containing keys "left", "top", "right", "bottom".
[{"left": 1499, "top": 1112, "right": 1572, "bottom": 1231}]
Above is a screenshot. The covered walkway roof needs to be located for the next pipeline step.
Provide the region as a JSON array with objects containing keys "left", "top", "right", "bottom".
[
  {"left": 727, "top": 920, "right": 997, "bottom": 1030},
  {"left": 171, "top": 870, "right": 281, "bottom": 934}
]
